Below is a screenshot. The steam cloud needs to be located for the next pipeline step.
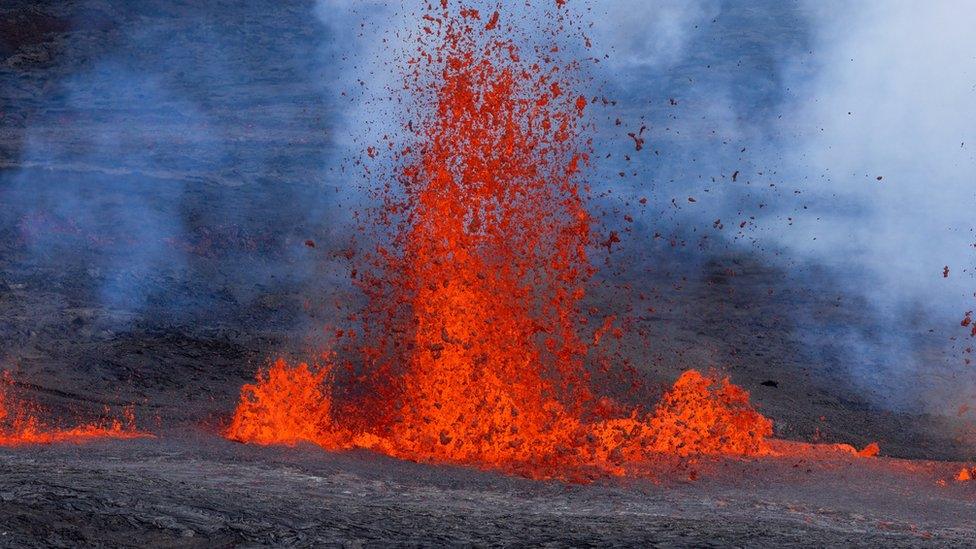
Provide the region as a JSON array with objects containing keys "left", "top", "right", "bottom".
[
  {"left": 1, "top": 3, "right": 337, "bottom": 332},
  {"left": 585, "top": 0, "right": 976, "bottom": 412}
]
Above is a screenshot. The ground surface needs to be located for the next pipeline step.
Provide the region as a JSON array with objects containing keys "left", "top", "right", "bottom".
[
  {"left": 1, "top": 0, "right": 975, "bottom": 546},
  {"left": 0, "top": 435, "right": 974, "bottom": 547}
]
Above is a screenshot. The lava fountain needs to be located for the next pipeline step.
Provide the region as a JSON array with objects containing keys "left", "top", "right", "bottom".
[
  {"left": 228, "top": 1, "right": 772, "bottom": 480},
  {"left": 0, "top": 371, "right": 149, "bottom": 445}
]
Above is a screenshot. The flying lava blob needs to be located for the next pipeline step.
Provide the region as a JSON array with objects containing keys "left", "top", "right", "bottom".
[
  {"left": 227, "top": 1, "right": 773, "bottom": 480},
  {"left": 0, "top": 371, "right": 149, "bottom": 445}
]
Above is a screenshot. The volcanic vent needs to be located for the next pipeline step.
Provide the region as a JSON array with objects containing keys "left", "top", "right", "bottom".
[{"left": 227, "top": 1, "right": 772, "bottom": 480}]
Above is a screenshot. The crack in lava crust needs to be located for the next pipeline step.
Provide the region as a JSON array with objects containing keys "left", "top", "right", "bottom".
[{"left": 227, "top": 1, "right": 773, "bottom": 481}]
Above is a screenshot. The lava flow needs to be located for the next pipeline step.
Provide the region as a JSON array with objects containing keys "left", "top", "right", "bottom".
[
  {"left": 0, "top": 371, "right": 148, "bottom": 445},
  {"left": 228, "top": 1, "right": 772, "bottom": 480}
]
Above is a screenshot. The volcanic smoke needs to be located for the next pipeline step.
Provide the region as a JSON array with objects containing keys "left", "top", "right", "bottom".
[{"left": 227, "top": 1, "right": 773, "bottom": 480}]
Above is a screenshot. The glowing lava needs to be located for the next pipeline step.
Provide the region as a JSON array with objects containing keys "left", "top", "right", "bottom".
[
  {"left": 0, "top": 371, "right": 148, "bottom": 445},
  {"left": 227, "top": 1, "right": 772, "bottom": 480},
  {"left": 227, "top": 361, "right": 772, "bottom": 480}
]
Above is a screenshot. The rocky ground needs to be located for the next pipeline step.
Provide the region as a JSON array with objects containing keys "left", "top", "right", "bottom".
[
  {"left": 1, "top": 435, "right": 974, "bottom": 547},
  {"left": 1, "top": 1, "right": 974, "bottom": 546}
]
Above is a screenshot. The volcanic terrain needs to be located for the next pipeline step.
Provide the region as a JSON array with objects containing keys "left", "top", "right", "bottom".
[{"left": 0, "top": 0, "right": 974, "bottom": 546}]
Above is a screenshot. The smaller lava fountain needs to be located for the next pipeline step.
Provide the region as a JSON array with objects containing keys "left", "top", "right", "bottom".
[{"left": 0, "top": 371, "right": 148, "bottom": 445}]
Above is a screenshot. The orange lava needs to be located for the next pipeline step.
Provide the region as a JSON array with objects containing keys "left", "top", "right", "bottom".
[
  {"left": 226, "top": 358, "right": 337, "bottom": 447},
  {"left": 227, "top": 1, "right": 773, "bottom": 480},
  {"left": 0, "top": 371, "right": 148, "bottom": 445},
  {"left": 956, "top": 467, "right": 974, "bottom": 482},
  {"left": 857, "top": 442, "right": 881, "bottom": 458}
]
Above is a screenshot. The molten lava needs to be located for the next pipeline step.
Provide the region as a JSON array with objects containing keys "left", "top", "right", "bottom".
[
  {"left": 228, "top": 1, "right": 773, "bottom": 480},
  {"left": 956, "top": 467, "right": 972, "bottom": 482},
  {"left": 0, "top": 371, "right": 148, "bottom": 445},
  {"left": 228, "top": 360, "right": 772, "bottom": 479},
  {"left": 857, "top": 442, "right": 880, "bottom": 458}
]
